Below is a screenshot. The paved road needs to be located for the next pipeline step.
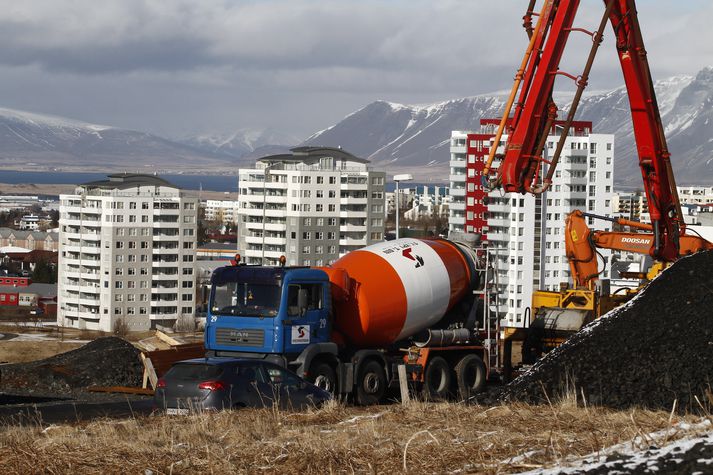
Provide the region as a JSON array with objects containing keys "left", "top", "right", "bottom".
[{"left": 0, "top": 396, "right": 154, "bottom": 424}]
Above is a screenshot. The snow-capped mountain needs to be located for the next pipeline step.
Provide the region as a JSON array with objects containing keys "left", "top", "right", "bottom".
[
  {"left": 0, "top": 108, "right": 237, "bottom": 171},
  {"left": 181, "top": 128, "right": 299, "bottom": 159},
  {"left": 304, "top": 67, "right": 713, "bottom": 185},
  {"left": 302, "top": 96, "right": 506, "bottom": 178}
]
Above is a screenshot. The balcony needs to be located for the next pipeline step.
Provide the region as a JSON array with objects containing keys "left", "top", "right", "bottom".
[
  {"left": 450, "top": 188, "right": 466, "bottom": 197},
  {"left": 449, "top": 174, "right": 466, "bottom": 183},
  {"left": 339, "top": 237, "right": 367, "bottom": 247},
  {"left": 339, "top": 210, "right": 367, "bottom": 218},
  {"left": 449, "top": 202, "right": 466, "bottom": 211},
  {"left": 487, "top": 218, "right": 510, "bottom": 228},
  {"left": 153, "top": 233, "right": 180, "bottom": 241},
  {"left": 339, "top": 224, "right": 366, "bottom": 232},
  {"left": 340, "top": 197, "right": 368, "bottom": 205}
]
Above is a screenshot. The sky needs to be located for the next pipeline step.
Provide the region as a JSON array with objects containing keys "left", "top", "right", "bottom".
[{"left": 0, "top": 0, "right": 711, "bottom": 141}]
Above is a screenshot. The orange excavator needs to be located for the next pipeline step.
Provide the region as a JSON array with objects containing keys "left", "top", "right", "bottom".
[
  {"left": 565, "top": 209, "right": 713, "bottom": 290},
  {"left": 490, "top": 0, "right": 713, "bottom": 372}
]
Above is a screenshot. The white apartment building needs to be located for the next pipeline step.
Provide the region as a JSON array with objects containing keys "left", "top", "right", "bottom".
[
  {"left": 57, "top": 174, "right": 198, "bottom": 332},
  {"left": 677, "top": 186, "right": 713, "bottom": 206},
  {"left": 204, "top": 199, "right": 240, "bottom": 225},
  {"left": 403, "top": 186, "right": 450, "bottom": 221},
  {"left": 237, "top": 147, "right": 386, "bottom": 266},
  {"left": 449, "top": 120, "right": 614, "bottom": 326}
]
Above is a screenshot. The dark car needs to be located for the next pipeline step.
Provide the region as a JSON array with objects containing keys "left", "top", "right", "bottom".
[{"left": 154, "top": 358, "right": 331, "bottom": 414}]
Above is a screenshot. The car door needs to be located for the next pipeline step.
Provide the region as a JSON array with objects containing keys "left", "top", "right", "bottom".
[
  {"left": 230, "top": 363, "right": 277, "bottom": 408},
  {"left": 262, "top": 364, "right": 311, "bottom": 410}
]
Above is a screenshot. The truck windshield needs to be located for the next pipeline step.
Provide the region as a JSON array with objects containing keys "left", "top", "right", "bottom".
[{"left": 211, "top": 281, "right": 281, "bottom": 318}]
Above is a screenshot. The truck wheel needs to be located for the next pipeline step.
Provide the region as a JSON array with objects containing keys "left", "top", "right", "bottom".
[
  {"left": 356, "top": 360, "right": 386, "bottom": 405},
  {"left": 309, "top": 361, "right": 337, "bottom": 394},
  {"left": 454, "top": 354, "right": 486, "bottom": 400},
  {"left": 422, "top": 356, "right": 451, "bottom": 401}
]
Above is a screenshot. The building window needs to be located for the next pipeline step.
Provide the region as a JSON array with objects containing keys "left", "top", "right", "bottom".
[
  {"left": 115, "top": 281, "right": 123, "bottom": 289},
  {"left": 303, "top": 246, "right": 310, "bottom": 254},
  {"left": 116, "top": 242, "right": 124, "bottom": 249},
  {"left": 142, "top": 202, "right": 149, "bottom": 209},
  {"left": 302, "top": 232, "right": 311, "bottom": 240},
  {"left": 115, "top": 294, "right": 123, "bottom": 302},
  {"left": 183, "top": 255, "right": 194, "bottom": 262}
]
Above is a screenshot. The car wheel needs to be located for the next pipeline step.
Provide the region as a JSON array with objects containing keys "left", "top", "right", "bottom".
[
  {"left": 356, "top": 360, "right": 386, "bottom": 406},
  {"left": 309, "top": 361, "right": 337, "bottom": 394}
]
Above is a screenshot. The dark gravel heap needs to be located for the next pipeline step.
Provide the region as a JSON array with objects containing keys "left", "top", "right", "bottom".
[
  {"left": 0, "top": 337, "right": 143, "bottom": 396},
  {"left": 504, "top": 250, "right": 713, "bottom": 412}
]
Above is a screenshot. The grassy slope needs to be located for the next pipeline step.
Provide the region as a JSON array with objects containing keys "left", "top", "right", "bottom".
[{"left": 0, "top": 399, "right": 701, "bottom": 474}]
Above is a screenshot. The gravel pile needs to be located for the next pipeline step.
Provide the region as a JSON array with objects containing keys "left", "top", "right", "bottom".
[
  {"left": 504, "top": 250, "right": 713, "bottom": 412},
  {"left": 0, "top": 337, "right": 143, "bottom": 396}
]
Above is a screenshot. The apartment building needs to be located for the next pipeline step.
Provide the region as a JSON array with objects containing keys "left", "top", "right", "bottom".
[
  {"left": 57, "top": 174, "right": 198, "bottom": 332},
  {"left": 612, "top": 191, "right": 649, "bottom": 221},
  {"left": 449, "top": 120, "right": 614, "bottom": 326},
  {"left": 677, "top": 186, "right": 713, "bottom": 206},
  {"left": 237, "top": 147, "right": 386, "bottom": 266},
  {"left": 203, "top": 199, "right": 240, "bottom": 225}
]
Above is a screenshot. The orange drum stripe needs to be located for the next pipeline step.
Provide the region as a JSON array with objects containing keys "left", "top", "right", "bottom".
[{"left": 327, "top": 250, "right": 408, "bottom": 347}]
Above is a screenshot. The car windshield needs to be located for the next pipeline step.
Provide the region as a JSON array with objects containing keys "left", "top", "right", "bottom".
[
  {"left": 166, "top": 363, "right": 223, "bottom": 380},
  {"left": 211, "top": 281, "right": 281, "bottom": 317}
]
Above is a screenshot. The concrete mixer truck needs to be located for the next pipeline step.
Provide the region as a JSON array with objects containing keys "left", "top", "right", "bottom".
[{"left": 204, "top": 236, "right": 497, "bottom": 404}]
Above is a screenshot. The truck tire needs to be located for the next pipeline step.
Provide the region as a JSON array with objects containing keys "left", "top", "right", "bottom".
[
  {"left": 454, "top": 354, "right": 486, "bottom": 400},
  {"left": 356, "top": 360, "right": 386, "bottom": 405},
  {"left": 309, "top": 361, "right": 337, "bottom": 394},
  {"left": 422, "top": 356, "right": 451, "bottom": 401}
]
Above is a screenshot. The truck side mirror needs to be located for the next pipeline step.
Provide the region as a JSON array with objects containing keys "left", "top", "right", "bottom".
[{"left": 298, "top": 289, "right": 309, "bottom": 316}]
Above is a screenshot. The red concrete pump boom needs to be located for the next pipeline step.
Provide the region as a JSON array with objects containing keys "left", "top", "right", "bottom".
[{"left": 482, "top": 0, "right": 683, "bottom": 262}]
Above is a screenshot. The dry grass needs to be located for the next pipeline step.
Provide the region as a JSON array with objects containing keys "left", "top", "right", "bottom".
[
  {"left": 0, "top": 341, "right": 83, "bottom": 364},
  {"left": 0, "top": 397, "right": 705, "bottom": 474}
]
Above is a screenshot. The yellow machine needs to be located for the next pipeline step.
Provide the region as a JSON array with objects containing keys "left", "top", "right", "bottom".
[{"left": 501, "top": 211, "right": 712, "bottom": 377}]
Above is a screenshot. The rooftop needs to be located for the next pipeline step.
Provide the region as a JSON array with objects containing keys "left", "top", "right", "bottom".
[
  {"left": 80, "top": 173, "right": 178, "bottom": 191},
  {"left": 258, "top": 146, "right": 370, "bottom": 165}
]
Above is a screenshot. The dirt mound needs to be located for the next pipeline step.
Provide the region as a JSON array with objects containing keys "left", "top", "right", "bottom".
[
  {"left": 504, "top": 250, "right": 713, "bottom": 412},
  {"left": 0, "top": 337, "right": 143, "bottom": 396}
]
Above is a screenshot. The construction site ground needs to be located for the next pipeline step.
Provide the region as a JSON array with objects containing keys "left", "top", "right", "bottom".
[{"left": 0, "top": 398, "right": 711, "bottom": 474}]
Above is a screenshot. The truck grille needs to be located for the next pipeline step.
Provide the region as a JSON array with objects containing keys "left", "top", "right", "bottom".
[{"left": 215, "top": 328, "right": 265, "bottom": 347}]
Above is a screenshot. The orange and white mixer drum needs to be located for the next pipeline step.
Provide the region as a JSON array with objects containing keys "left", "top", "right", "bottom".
[{"left": 324, "top": 238, "right": 476, "bottom": 347}]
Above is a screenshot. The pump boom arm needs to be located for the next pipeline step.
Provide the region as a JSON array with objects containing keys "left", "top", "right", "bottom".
[{"left": 483, "top": 0, "right": 684, "bottom": 261}]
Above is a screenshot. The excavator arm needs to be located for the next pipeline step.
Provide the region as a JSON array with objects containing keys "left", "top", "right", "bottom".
[
  {"left": 483, "top": 0, "right": 684, "bottom": 261},
  {"left": 565, "top": 210, "right": 713, "bottom": 289}
]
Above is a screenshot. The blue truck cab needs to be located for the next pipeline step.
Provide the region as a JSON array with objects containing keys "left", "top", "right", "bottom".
[{"left": 204, "top": 265, "right": 333, "bottom": 367}]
